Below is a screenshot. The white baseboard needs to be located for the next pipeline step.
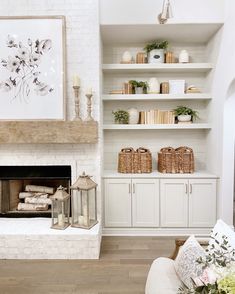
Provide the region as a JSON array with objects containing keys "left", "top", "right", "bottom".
[{"left": 102, "top": 227, "right": 212, "bottom": 237}]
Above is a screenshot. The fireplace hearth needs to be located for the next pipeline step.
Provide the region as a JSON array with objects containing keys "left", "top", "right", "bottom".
[{"left": 0, "top": 166, "right": 71, "bottom": 218}]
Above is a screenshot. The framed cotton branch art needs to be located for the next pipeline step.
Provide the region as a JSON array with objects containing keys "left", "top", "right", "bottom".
[{"left": 0, "top": 16, "right": 66, "bottom": 120}]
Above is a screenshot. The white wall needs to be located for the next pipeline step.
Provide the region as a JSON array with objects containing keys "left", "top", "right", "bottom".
[
  {"left": 0, "top": 0, "right": 102, "bottom": 215},
  {"left": 205, "top": 0, "right": 235, "bottom": 225},
  {"left": 100, "top": 0, "right": 225, "bottom": 24}
]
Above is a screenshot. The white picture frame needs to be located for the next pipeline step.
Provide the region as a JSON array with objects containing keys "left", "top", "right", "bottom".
[{"left": 0, "top": 16, "right": 66, "bottom": 120}]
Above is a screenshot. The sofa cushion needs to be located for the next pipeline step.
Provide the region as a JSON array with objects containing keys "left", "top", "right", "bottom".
[
  {"left": 145, "top": 257, "right": 180, "bottom": 294},
  {"left": 174, "top": 235, "right": 205, "bottom": 288}
]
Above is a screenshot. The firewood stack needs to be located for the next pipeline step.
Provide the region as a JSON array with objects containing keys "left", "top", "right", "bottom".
[{"left": 17, "top": 185, "right": 55, "bottom": 211}]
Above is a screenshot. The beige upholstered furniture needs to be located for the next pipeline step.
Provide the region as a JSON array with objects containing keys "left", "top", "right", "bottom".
[{"left": 145, "top": 239, "right": 208, "bottom": 294}]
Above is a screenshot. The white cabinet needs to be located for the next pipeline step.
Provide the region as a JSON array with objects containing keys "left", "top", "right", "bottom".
[
  {"left": 160, "top": 179, "right": 217, "bottom": 228},
  {"left": 132, "top": 179, "right": 159, "bottom": 227},
  {"left": 104, "top": 179, "right": 131, "bottom": 227},
  {"left": 104, "top": 178, "right": 159, "bottom": 228},
  {"left": 189, "top": 179, "right": 216, "bottom": 227},
  {"left": 160, "top": 179, "right": 188, "bottom": 227}
]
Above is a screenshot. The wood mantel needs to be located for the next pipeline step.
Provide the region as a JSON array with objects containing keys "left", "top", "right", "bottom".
[{"left": 0, "top": 121, "right": 98, "bottom": 144}]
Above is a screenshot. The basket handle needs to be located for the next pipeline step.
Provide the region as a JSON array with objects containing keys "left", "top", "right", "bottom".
[
  {"left": 137, "top": 147, "right": 150, "bottom": 153},
  {"left": 176, "top": 146, "right": 193, "bottom": 153},
  {"left": 121, "top": 147, "right": 134, "bottom": 153},
  {"left": 160, "top": 147, "right": 175, "bottom": 153}
]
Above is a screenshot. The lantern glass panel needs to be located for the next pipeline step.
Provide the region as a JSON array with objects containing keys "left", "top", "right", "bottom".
[
  {"left": 51, "top": 199, "right": 70, "bottom": 230},
  {"left": 71, "top": 187, "right": 97, "bottom": 229}
]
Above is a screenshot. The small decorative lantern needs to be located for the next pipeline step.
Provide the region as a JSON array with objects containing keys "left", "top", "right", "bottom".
[
  {"left": 70, "top": 172, "right": 98, "bottom": 229},
  {"left": 51, "top": 185, "right": 70, "bottom": 230}
]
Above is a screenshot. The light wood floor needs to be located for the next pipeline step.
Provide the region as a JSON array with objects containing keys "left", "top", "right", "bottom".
[{"left": 0, "top": 236, "right": 176, "bottom": 294}]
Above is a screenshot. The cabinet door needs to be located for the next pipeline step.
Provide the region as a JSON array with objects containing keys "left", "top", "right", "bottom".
[
  {"left": 189, "top": 179, "right": 216, "bottom": 227},
  {"left": 104, "top": 179, "right": 132, "bottom": 227},
  {"left": 132, "top": 179, "right": 159, "bottom": 227},
  {"left": 160, "top": 179, "right": 188, "bottom": 227}
]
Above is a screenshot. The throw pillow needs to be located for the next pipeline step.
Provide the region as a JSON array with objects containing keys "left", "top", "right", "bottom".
[
  {"left": 174, "top": 235, "right": 206, "bottom": 288},
  {"left": 209, "top": 219, "right": 235, "bottom": 249}
]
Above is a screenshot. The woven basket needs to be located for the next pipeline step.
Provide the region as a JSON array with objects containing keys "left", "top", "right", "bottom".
[
  {"left": 158, "top": 146, "right": 195, "bottom": 174},
  {"left": 118, "top": 147, "right": 135, "bottom": 173},
  {"left": 175, "top": 146, "right": 194, "bottom": 174},
  {"left": 134, "top": 147, "right": 152, "bottom": 173},
  {"left": 158, "top": 147, "right": 177, "bottom": 173},
  {"left": 118, "top": 147, "right": 152, "bottom": 173}
]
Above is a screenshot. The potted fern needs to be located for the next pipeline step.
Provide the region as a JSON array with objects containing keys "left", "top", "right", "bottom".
[
  {"left": 129, "top": 80, "right": 148, "bottom": 94},
  {"left": 173, "top": 106, "right": 199, "bottom": 123},
  {"left": 112, "top": 110, "right": 129, "bottom": 124},
  {"left": 144, "top": 40, "right": 168, "bottom": 64}
]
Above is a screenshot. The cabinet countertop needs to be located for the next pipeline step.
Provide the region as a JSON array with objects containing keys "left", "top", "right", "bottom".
[{"left": 103, "top": 170, "right": 218, "bottom": 179}]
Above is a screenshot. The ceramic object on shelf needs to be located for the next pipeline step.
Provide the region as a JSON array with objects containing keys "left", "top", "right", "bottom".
[
  {"left": 135, "top": 87, "right": 144, "bottom": 94},
  {"left": 179, "top": 50, "right": 189, "bottom": 63},
  {"left": 148, "top": 78, "right": 160, "bottom": 94},
  {"left": 122, "top": 51, "right": 132, "bottom": 63},
  {"left": 148, "top": 49, "right": 164, "bottom": 64},
  {"left": 128, "top": 108, "right": 139, "bottom": 124},
  {"left": 169, "top": 80, "right": 185, "bottom": 94},
  {"left": 178, "top": 115, "right": 192, "bottom": 122}
]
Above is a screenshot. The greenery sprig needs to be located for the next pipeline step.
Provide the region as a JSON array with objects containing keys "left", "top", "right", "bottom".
[
  {"left": 173, "top": 106, "right": 199, "bottom": 120},
  {"left": 144, "top": 40, "right": 168, "bottom": 53},
  {"left": 112, "top": 109, "right": 129, "bottom": 124}
]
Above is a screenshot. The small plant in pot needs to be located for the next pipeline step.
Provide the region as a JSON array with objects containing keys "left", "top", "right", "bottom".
[
  {"left": 129, "top": 80, "right": 148, "bottom": 94},
  {"left": 112, "top": 109, "right": 129, "bottom": 124},
  {"left": 173, "top": 106, "right": 199, "bottom": 123},
  {"left": 144, "top": 40, "right": 168, "bottom": 64}
]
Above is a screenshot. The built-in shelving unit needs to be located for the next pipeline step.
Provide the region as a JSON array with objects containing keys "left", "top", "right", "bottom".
[
  {"left": 101, "top": 22, "right": 223, "bottom": 176},
  {"left": 100, "top": 22, "right": 224, "bottom": 235}
]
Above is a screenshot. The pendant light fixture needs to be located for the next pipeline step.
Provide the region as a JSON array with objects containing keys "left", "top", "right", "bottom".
[{"left": 158, "top": 0, "right": 173, "bottom": 24}]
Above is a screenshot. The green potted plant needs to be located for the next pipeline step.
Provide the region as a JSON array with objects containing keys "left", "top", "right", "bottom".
[
  {"left": 173, "top": 106, "right": 199, "bottom": 123},
  {"left": 112, "top": 109, "right": 129, "bottom": 124},
  {"left": 129, "top": 80, "right": 148, "bottom": 94},
  {"left": 144, "top": 40, "right": 168, "bottom": 64}
]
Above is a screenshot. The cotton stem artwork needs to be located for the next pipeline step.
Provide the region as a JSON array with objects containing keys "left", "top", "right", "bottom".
[{"left": 0, "top": 17, "right": 65, "bottom": 120}]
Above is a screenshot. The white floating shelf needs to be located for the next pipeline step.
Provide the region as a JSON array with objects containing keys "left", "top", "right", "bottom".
[
  {"left": 102, "top": 63, "right": 213, "bottom": 73},
  {"left": 102, "top": 124, "right": 212, "bottom": 130},
  {"left": 102, "top": 93, "right": 212, "bottom": 101}
]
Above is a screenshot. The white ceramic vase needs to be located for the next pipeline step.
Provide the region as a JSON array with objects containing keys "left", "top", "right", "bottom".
[
  {"left": 148, "top": 49, "right": 164, "bottom": 64},
  {"left": 148, "top": 78, "right": 160, "bottom": 94},
  {"left": 122, "top": 51, "right": 132, "bottom": 63},
  {"left": 179, "top": 50, "right": 189, "bottom": 63},
  {"left": 178, "top": 115, "right": 192, "bottom": 122},
  {"left": 128, "top": 108, "right": 139, "bottom": 124}
]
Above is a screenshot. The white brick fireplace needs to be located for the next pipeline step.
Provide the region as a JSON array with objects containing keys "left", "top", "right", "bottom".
[{"left": 0, "top": 0, "right": 102, "bottom": 259}]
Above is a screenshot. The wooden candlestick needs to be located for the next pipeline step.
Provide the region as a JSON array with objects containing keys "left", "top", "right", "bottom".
[
  {"left": 85, "top": 93, "right": 94, "bottom": 122},
  {"left": 73, "top": 86, "right": 82, "bottom": 121}
]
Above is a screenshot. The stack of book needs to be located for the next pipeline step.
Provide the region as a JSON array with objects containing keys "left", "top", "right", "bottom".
[{"left": 139, "top": 110, "right": 175, "bottom": 124}]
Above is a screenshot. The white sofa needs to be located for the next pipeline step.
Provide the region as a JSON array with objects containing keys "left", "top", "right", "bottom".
[
  {"left": 145, "top": 257, "right": 181, "bottom": 294},
  {"left": 145, "top": 238, "right": 209, "bottom": 294}
]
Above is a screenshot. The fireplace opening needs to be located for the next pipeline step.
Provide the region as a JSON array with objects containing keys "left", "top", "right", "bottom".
[{"left": 0, "top": 165, "right": 71, "bottom": 218}]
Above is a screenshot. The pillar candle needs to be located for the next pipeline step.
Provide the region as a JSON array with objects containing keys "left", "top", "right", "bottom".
[
  {"left": 73, "top": 75, "right": 80, "bottom": 87},
  {"left": 86, "top": 88, "right": 92, "bottom": 95},
  {"left": 58, "top": 214, "right": 65, "bottom": 226},
  {"left": 78, "top": 215, "right": 84, "bottom": 226}
]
